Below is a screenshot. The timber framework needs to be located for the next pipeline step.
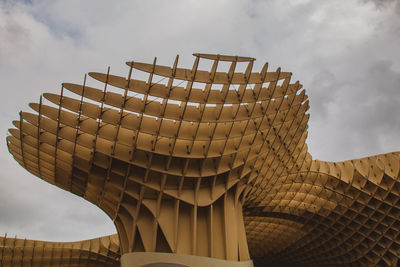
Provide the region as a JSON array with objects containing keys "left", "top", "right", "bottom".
[{"left": 3, "top": 53, "right": 400, "bottom": 266}]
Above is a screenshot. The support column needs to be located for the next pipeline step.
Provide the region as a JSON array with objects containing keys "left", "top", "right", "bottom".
[{"left": 120, "top": 252, "right": 254, "bottom": 267}]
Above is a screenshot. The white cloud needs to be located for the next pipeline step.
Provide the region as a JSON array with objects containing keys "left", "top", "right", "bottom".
[{"left": 0, "top": 0, "right": 399, "bottom": 241}]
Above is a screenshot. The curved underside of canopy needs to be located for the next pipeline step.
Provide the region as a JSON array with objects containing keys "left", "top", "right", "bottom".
[{"left": 6, "top": 53, "right": 400, "bottom": 266}]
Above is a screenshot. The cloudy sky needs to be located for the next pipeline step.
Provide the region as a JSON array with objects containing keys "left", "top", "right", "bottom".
[{"left": 0, "top": 0, "right": 399, "bottom": 242}]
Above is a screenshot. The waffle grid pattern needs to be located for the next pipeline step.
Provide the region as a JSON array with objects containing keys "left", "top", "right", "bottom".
[
  {"left": 0, "top": 234, "right": 119, "bottom": 267},
  {"left": 5, "top": 54, "right": 400, "bottom": 266}
]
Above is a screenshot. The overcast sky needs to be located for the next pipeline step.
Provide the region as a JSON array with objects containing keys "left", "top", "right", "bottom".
[{"left": 0, "top": 0, "right": 399, "bottom": 242}]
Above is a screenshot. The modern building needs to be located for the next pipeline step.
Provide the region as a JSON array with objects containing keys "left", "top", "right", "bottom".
[
  {"left": 4, "top": 54, "right": 400, "bottom": 266},
  {"left": 0, "top": 234, "right": 120, "bottom": 266}
]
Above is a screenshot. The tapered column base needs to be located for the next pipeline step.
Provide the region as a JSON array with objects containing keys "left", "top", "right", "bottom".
[{"left": 121, "top": 252, "right": 254, "bottom": 267}]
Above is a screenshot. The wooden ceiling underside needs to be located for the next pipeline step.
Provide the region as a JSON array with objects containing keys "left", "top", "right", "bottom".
[{"left": 6, "top": 54, "right": 400, "bottom": 266}]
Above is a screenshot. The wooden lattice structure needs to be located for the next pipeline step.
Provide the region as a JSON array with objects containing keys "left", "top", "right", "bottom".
[
  {"left": 5, "top": 53, "right": 400, "bottom": 266},
  {"left": 0, "top": 234, "right": 119, "bottom": 266}
]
